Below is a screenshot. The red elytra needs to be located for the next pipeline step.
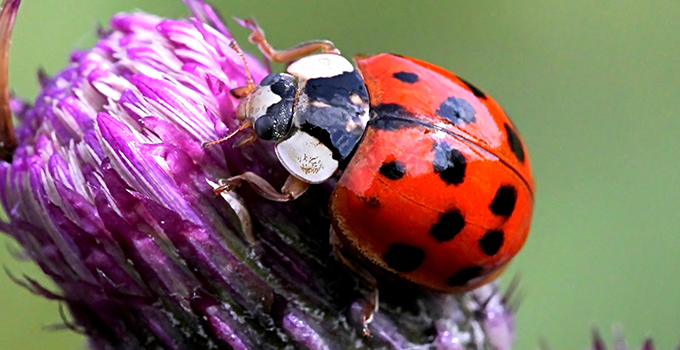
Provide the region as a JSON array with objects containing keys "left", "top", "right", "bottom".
[{"left": 330, "top": 54, "right": 534, "bottom": 292}]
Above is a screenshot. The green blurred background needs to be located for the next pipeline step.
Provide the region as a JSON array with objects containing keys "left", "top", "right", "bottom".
[{"left": 1, "top": 0, "right": 679, "bottom": 349}]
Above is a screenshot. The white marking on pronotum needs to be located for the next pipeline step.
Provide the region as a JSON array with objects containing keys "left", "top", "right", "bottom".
[
  {"left": 345, "top": 108, "right": 370, "bottom": 133},
  {"left": 287, "top": 53, "right": 354, "bottom": 80},
  {"left": 358, "top": 106, "right": 370, "bottom": 126},
  {"left": 275, "top": 130, "right": 338, "bottom": 184}
]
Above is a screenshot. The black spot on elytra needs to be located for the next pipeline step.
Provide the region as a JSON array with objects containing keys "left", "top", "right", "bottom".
[
  {"left": 489, "top": 185, "right": 517, "bottom": 217},
  {"left": 393, "top": 71, "right": 419, "bottom": 84},
  {"left": 458, "top": 76, "right": 487, "bottom": 99},
  {"left": 430, "top": 210, "right": 465, "bottom": 242},
  {"left": 479, "top": 230, "right": 504, "bottom": 256},
  {"left": 432, "top": 142, "right": 467, "bottom": 185},
  {"left": 379, "top": 160, "right": 406, "bottom": 180},
  {"left": 447, "top": 266, "right": 483, "bottom": 287},
  {"left": 436, "top": 96, "right": 476, "bottom": 125},
  {"left": 372, "top": 103, "right": 407, "bottom": 116},
  {"left": 369, "top": 104, "right": 418, "bottom": 130},
  {"left": 504, "top": 123, "right": 525, "bottom": 163},
  {"left": 384, "top": 244, "right": 425, "bottom": 272}
]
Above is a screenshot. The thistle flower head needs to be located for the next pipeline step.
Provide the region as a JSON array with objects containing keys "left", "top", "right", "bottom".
[{"left": 0, "top": 0, "right": 515, "bottom": 349}]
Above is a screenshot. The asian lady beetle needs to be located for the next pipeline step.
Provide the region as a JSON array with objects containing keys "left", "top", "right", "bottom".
[
  {"left": 204, "top": 19, "right": 534, "bottom": 331},
  {"left": 331, "top": 54, "right": 534, "bottom": 294}
]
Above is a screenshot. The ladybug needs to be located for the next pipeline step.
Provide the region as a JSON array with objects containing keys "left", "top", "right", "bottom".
[
  {"left": 331, "top": 53, "right": 534, "bottom": 293},
  {"left": 205, "top": 19, "right": 534, "bottom": 330}
]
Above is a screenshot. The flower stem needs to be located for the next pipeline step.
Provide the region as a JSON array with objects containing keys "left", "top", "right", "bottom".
[{"left": 0, "top": 0, "right": 20, "bottom": 162}]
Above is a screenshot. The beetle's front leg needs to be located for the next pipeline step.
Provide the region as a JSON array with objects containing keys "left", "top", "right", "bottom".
[
  {"left": 215, "top": 172, "right": 310, "bottom": 202},
  {"left": 239, "top": 18, "right": 339, "bottom": 63}
]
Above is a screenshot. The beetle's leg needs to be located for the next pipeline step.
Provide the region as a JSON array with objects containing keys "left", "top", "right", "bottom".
[
  {"left": 214, "top": 172, "right": 310, "bottom": 202},
  {"left": 241, "top": 18, "right": 339, "bottom": 63},
  {"left": 330, "top": 228, "right": 379, "bottom": 337},
  {"left": 214, "top": 189, "right": 256, "bottom": 246},
  {"left": 232, "top": 129, "right": 259, "bottom": 148}
]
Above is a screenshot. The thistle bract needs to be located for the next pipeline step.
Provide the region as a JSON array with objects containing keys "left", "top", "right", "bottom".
[{"left": 0, "top": 1, "right": 514, "bottom": 349}]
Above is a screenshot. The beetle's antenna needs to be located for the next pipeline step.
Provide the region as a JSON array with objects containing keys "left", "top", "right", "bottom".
[
  {"left": 229, "top": 39, "right": 255, "bottom": 94},
  {"left": 201, "top": 121, "right": 252, "bottom": 148}
]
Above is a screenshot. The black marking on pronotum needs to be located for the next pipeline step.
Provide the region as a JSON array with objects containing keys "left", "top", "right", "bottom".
[
  {"left": 392, "top": 71, "right": 419, "bottom": 84},
  {"left": 296, "top": 70, "right": 369, "bottom": 162},
  {"left": 429, "top": 210, "right": 465, "bottom": 242},
  {"left": 458, "top": 76, "right": 487, "bottom": 99},
  {"left": 384, "top": 244, "right": 425, "bottom": 272},
  {"left": 432, "top": 142, "right": 467, "bottom": 185},
  {"left": 504, "top": 123, "right": 525, "bottom": 163},
  {"left": 489, "top": 185, "right": 517, "bottom": 217},
  {"left": 436, "top": 96, "right": 476, "bottom": 125},
  {"left": 379, "top": 160, "right": 406, "bottom": 180},
  {"left": 303, "top": 70, "right": 369, "bottom": 108},
  {"left": 447, "top": 266, "right": 483, "bottom": 286},
  {"left": 479, "top": 230, "right": 504, "bottom": 256},
  {"left": 299, "top": 122, "right": 342, "bottom": 161}
]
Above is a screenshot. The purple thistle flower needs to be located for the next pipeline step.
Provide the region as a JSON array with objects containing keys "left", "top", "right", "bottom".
[{"left": 0, "top": 0, "right": 515, "bottom": 349}]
